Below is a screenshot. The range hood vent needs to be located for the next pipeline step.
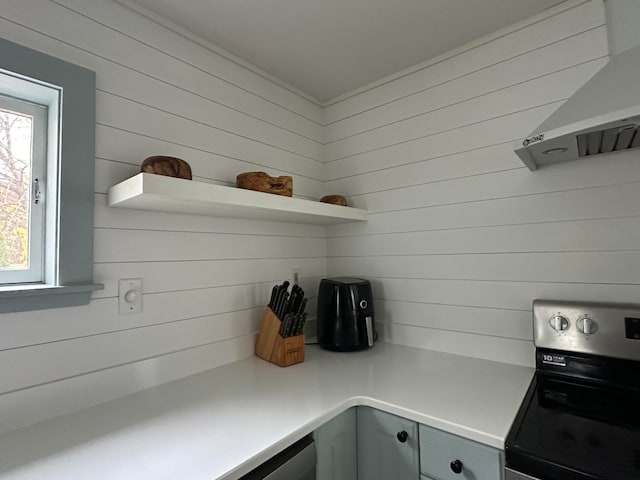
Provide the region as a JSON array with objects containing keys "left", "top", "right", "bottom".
[
  {"left": 577, "top": 124, "right": 640, "bottom": 157},
  {"left": 515, "top": 43, "right": 640, "bottom": 170}
]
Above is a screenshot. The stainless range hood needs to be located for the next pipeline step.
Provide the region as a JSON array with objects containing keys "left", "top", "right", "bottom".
[{"left": 514, "top": 43, "right": 640, "bottom": 170}]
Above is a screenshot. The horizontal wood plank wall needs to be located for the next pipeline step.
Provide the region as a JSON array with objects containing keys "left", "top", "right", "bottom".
[
  {"left": 0, "top": 0, "right": 325, "bottom": 434},
  {"left": 324, "top": 0, "right": 640, "bottom": 367}
]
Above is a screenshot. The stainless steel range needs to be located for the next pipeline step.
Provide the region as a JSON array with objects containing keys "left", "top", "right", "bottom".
[{"left": 505, "top": 300, "right": 640, "bottom": 480}]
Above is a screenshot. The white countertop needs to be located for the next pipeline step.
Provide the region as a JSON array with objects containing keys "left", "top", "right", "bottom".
[{"left": 0, "top": 343, "right": 534, "bottom": 480}]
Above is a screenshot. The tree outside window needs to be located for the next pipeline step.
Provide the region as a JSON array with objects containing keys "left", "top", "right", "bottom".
[{"left": 0, "top": 108, "right": 32, "bottom": 271}]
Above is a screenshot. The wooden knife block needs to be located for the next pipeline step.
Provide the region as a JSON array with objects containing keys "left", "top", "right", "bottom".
[{"left": 255, "top": 307, "right": 305, "bottom": 367}]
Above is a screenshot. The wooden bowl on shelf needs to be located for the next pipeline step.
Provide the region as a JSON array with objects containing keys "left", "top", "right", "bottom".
[
  {"left": 140, "top": 156, "right": 192, "bottom": 180},
  {"left": 320, "top": 195, "right": 348, "bottom": 206},
  {"left": 236, "top": 171, "right": 293, "bottom": 197}
]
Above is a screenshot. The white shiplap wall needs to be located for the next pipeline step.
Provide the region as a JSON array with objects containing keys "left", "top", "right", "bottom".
[
  {"left": 325, "top": 0, "right": 640, "bottom": 366},
  {"left": 2, "top": 0, "right": 638, "bottom": 435},
  {"left": 0, "top": 0, "right": 326, "bottom": 435}
]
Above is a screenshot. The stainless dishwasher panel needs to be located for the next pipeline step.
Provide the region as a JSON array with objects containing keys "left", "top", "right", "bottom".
[
  {"left": 240, "top": 435, "right": 316, "bottom": 480},
  {"left": 505, "top": 467, "right": 542, "bottom": 480}
]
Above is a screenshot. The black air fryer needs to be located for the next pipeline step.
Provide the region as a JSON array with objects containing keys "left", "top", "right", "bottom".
[{"left": 317, "top": 277, "right": 375, "bottom": 352}]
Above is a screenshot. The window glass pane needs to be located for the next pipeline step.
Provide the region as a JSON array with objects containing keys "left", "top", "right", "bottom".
[{"left": 0, "top": 107, "right": 33, "bottom": 271}]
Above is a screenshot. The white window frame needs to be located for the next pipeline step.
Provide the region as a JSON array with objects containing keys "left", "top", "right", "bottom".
[{"left": 0, "top": 92, "right": 48, "bottom": 285}]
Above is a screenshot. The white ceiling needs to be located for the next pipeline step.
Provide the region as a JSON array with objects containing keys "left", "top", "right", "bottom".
[{"left": 125, "top": 0, "right": 565, "bottom": 103}]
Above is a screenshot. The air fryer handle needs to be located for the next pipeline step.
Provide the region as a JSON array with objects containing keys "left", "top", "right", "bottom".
[{"left": 365, "top": 316, "right": 374, "bottom": 347}]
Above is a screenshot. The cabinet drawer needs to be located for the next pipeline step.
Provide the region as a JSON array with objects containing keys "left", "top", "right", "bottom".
[{"left": 419, "top": 424, "right": 503, "bottom": 480}]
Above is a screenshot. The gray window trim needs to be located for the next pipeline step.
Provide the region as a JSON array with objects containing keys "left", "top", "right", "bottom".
[{"left": 0, "top": 37, "right": 103, "bottom": 313}]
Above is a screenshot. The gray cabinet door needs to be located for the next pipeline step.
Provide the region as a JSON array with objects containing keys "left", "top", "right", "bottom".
[
  {"left": 419, "top": 424, "right": 503, "bottom": 480},
  {"left": 357, "top": 406, "right": 419, "bottom": 480},
  {"left": 315, "top": 408, "right": 358, "bottom": 480}
]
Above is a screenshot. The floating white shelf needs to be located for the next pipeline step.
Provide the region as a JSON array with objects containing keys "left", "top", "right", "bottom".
[{"left": 107, "top": 173, "right": 368, "bottom": 225}]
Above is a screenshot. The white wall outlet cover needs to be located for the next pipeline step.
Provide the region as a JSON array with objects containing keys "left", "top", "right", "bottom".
[
  {"left": 118, "top": 278, "right": 143, "bottom": 315},
  {"left": 290, "top": 266, "right": 301, "bottom": 285}
]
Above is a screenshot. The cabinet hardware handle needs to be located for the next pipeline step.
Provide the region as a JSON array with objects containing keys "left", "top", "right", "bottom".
[
  {"left": 396, "top": 431, "right": 408, "bottom": 443},
  {"left": 450, "top": 459, "right": 463, "bottom": 474}
]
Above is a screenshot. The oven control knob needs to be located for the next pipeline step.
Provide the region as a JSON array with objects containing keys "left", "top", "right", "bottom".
[
  {"left": 577, "top": 317, "right": 597, "bottom": 335},
  {"left": 549, "top": 315, "right": 569, "bottom": 331}
]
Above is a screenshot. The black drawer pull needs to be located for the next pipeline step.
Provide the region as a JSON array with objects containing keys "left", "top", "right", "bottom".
[
  {"left": 396, "top": 431, "right": 408, "bottom": 443},
  {"left": 450, "top": 459, "right": 463, "bottom": 474}
]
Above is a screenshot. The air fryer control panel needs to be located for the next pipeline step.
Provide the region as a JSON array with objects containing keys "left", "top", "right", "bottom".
[
  {"left": 352, "top": 283, "right": 374, "bottom": 315},
  {"left": 534, "top": 299, "right": 640, "bottom": 361}
]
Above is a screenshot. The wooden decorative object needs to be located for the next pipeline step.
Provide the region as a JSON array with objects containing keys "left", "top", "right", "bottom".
[
  {"left": 141, "top": 156, "right": 192, "bottom": 180},
  {"left": 236, "top": 171, "right": 293, "bottom": 197},
  {"left": 255, "top": 307, "right": 305, "bottom": 367},
  {"left": 320, "top": 195, "right": 348, "bottom": 206}
]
